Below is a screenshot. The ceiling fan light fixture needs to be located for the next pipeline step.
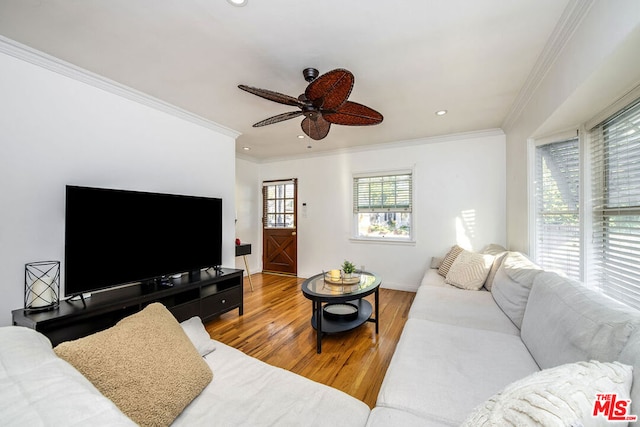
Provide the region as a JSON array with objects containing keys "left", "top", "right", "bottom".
[
  {"left": 227, "top": 0, "right": 247, "bottom": 7},
  {"left": 238, "top": 67, "right": 383, "bottom": 140}
]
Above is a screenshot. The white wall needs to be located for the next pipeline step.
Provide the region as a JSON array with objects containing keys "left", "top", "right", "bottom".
[
  {"left": 504, "top": 1, "right": 640, "bottom": 253},
  {"left": 0, "top": 49, "right": 237, "bottom": 326},
  {"left": 235, "top": 157, "right": 261, "bottom": 275},
  {"left": 247, "top": 131, "right": 506, "bottom": 291}
]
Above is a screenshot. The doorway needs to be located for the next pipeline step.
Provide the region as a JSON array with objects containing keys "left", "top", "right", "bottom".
[{"left": 262, "top": 179, "right": 297, "bottom": 275}]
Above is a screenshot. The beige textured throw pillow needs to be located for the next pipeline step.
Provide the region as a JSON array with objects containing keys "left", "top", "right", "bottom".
[
  {"left": 438, "top": 245, "right": 464, "bottom": 277},
  {"left": 54, "top": 303, "right": 213, "bottom": 427},
  {"left": 445, "top": 250, "right": 494, "bottom": 290}
]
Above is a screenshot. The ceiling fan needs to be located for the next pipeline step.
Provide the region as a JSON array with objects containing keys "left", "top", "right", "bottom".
[{"left": 238, "top": 68, "right": 383, "bottom": 140}]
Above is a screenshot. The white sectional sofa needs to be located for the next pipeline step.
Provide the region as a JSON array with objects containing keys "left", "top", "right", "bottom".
[
  {"left": 368, "top": 248, "right": 640, "bottom": 426},
  {"left": 3, "top": 248, "right": 640, "bottom": 426}
]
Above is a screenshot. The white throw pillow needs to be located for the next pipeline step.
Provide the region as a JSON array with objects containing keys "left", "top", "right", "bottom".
[
  {"left": 181, "top": 316, "right": 216, "bottom": 356},
  {"left": 430, "top": 256, "right": 443, "bottom": 269},
  {"left": 445, "top": 250, "right": 494, "bottom": 290},
  {"left": 461, "top": 360, "right": 634, "bottom": 427}
]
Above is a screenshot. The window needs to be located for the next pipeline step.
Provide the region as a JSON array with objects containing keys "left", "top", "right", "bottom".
[
  {"left": 590, "top": 99, "right": 640, "bottom": 309},
  {"left": 353, "top": 172, "right": 413, "bottom": 241},
  {"left": 530, "top": 97, "right": 640, "bottom": 310},
  {"left": 534, "top": 138, "right": 581, "bottom": 280},
  {"left": 263, "top": 180, "right": 295, "bottom": 228}
]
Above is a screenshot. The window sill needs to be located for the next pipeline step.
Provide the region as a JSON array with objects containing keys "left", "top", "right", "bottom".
[{"left": 349, "top": 237, "right": 416, "bottom": 246}]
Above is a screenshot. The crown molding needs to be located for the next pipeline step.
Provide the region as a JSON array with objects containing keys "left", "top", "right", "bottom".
[
  {"left": 246, "top": 128, "right": 505, "bottom": 164},
  {"left": 0, "top": 35, "right": 241, "bottom": 139},
  {"left": 501, "top": 0, "right": 594, "bottom": 132}
]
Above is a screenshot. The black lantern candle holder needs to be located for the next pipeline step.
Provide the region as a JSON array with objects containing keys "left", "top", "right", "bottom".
[{"left": 24, "top": 261, "right": 60, "bottom": 312}]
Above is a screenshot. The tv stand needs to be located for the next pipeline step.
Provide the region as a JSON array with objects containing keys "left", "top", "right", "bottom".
[
  {"left": 66, "top": 293, "right": 88, "bottom": 308},
  {"left": 12, "top": 268, "right": 243, "bottom": 346}
]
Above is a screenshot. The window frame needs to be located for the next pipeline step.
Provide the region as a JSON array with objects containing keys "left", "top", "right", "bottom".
[
  {"left": 530, "top": 135, "right": 582, "bottom": 281},
  {"left": 351, "top": 168, "right": 415, "bottom": 244},
  {"left": 528, "top": 95, "right": 640, "bottom": 311}
]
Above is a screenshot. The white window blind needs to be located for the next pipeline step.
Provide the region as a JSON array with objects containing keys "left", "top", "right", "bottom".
[
  {"left": 353, "top": 174, "right": 412, "bottom": 213},
  {"left": 534, "top": 138, "right": 581, "bottom": 280},
  {"left": 590, "top": 99, "right": 640, "bottom": 309}
]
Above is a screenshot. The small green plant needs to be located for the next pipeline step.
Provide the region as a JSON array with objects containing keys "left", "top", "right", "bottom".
[{"left": 342, "top": 260, "right": 356, "bottom": 274}]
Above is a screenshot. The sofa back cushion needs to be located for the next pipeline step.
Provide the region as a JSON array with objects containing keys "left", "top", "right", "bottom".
[
  {"left": 619, "top": 328, "right": 640, "bottom": 417},
  {"left": 521, "top": 271, "right": 640, "bottom": 370},
  {"left": 490, "top": 252, "right": 542, "bottom": 329}
]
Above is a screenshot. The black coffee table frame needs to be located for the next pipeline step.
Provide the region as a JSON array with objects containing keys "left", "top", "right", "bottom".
[{"left": 301, "top": 271, "right": 381, "bottom": 353}]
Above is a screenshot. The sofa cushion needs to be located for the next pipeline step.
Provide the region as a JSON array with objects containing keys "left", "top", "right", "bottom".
[
  {"left": 483, "top": 251, "right": 507, "bottom": 291},
  {"left": 461, "top": 360, "right": 633, "bottom": 426},
  {"left": 437, "top": 245, "right": 463, "bottom": 277},
  {"left": 54, "top": 303, "right": 213, "bottom": 427},
  {"left": 366, "top": 407, "right": 440, "bottom": 427},
  {"left": 376, "top": 318, "right": 539, "bottom": 426},
  {"left": 490, "top": 252, "right": 542, "bottom": 329},
  {"left": 173, "top": 340, "right": 371, "bottom": 426},
  {"left": 409, "top": 285, "right": 519, "bottom": 335},
  {"left": 420, "top": 267, "right": 448, "bottom": 288},
  {"left": 0, "top": 326, "right": 135, "bottom": 426},
  {"left": 619, "top": 329, "right": 640, "bottom": 418},
  {"left": 445, "top": 250, "right": 494, "bottom": 290},
  {"left": 180, "top": 316, "right": 216, "bottom": 356},
  {"left": 521, "top": 271, "right": 640, "bottom": 370}
]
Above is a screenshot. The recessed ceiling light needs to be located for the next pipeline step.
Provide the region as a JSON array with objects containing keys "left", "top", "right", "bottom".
[
  {"left": 435, "top": 110, "right": 448, "bottom": 116},
  {"left": 227, "top": 0, "right": 247, "bottom": 6},
  {"left": 297, "top": 135, "right": 305, "bottom": 139},
  {"left": 242, "top": 146, "right": 251, "bottom": 151}
]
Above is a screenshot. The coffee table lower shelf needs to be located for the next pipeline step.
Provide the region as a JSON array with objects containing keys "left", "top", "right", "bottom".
[{"left": 310, "top": 299, "right": 373, "bottom": 336}]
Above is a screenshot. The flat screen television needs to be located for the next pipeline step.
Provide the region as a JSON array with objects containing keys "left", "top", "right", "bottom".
[{"left": 64, "top": 185, "right": 222, "bottom": 297}]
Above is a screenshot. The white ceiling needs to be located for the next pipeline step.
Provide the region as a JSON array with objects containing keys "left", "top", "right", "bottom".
[{"left": 0, "top": 0, "right": 571, "bottom": 160}]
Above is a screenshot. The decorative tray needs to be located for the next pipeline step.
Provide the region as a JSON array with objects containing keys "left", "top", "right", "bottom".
[
  {"left": 323, "top": 272, "right": 360, "bottom": 285},
  {"left": 323, "top": 303, "right": 359, "bottom": 321}
]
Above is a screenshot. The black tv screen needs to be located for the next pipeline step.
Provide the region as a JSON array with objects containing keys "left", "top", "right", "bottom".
[{"left": 64, "top": 185, "right": 222, "bottom": 297}]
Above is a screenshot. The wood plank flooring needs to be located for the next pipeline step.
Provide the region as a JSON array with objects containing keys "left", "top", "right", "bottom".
[{"left": 204, "top": 273, "right": 415, "bottom": 408}]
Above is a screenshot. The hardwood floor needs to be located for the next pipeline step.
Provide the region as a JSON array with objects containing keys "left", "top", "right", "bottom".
[{"left": 204, "top": 272, "right": 415, "bottom": 408}]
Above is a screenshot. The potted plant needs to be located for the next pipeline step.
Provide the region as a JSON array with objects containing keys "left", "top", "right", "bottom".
[{"left": 342, "top": 260, "right": 356, "bottom": 278}]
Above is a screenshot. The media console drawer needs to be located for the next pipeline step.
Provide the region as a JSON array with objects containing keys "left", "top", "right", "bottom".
[{"left": 201, "top": 287, "right": 242, "bottom": 321}]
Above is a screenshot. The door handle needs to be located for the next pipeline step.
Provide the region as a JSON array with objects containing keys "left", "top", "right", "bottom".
[{"left": 292, "top": 231, "right": 297, "bottom": 236}]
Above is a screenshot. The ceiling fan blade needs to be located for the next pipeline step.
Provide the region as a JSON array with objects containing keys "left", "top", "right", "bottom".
[
  {"left": 301, "top": 115, "right": 331, "bottom": 140},
  {"left": 253, "top": 111, "right": 303, "bottom": 127},
  {"left": 305, "top": 69, "right": 354, "bottom": 110},
  {"left": 323, "top": 101, "right": 383, "bottom": 126},
  {"left": 238, "top": 85, "right": 306, "bottom": 108}
]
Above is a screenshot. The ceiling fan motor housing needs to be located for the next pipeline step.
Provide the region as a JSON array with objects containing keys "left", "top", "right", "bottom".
[{"left": 303, "top": 68, "right": 319, "bottom": 82}]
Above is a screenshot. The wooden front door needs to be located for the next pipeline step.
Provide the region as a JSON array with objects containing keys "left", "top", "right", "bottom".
[{"left": 262, "top": 179, "right": 297, "bottom": 275}]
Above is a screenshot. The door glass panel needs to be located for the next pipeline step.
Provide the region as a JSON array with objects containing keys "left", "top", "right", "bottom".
[{"left": 263, "top": 181, "right": 296, "bottom": 229}]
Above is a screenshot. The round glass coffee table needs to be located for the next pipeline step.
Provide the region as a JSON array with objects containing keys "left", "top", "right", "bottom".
[{"left": 301, "top": 271, "right": 381, "bottom": 353}]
